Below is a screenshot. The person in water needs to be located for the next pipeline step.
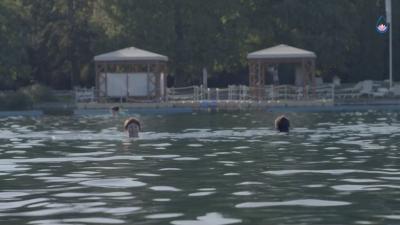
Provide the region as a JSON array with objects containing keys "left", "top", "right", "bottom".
[
  {"left": 111, "top": 106, "right": 120, "bottom": 117},
  {"left": 124, "top": 117, "right": 141, "bottom": 138},
  {"left": 275, "top": 115, "right": 290, "bottom": 132}
]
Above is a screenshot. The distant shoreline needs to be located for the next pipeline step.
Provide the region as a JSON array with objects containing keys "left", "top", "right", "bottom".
[
  {"left": 2, "top": 101, "right": 400, "bottom": 117},
  {"left": 0, "top": 110, "right": 43, "bottom": 117}
]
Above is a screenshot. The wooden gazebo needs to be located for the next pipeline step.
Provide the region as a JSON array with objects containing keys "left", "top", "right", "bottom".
[
  {"left": 247, "top": 44, "right": 316, "bottom": 99},
  {"left": 94, "top": 46, "right": 168, "bottom": 101}
]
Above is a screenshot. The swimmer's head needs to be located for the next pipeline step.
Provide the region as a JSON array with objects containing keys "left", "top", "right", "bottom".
[
  {"left": 124, "top": 117, "right": 141, "bottom": 130},
  {"left": 124, "top": 117, "right": 141, "bottom": 138},
  {"left": 275, "top": 115, "right": 290, "bottom": 133},
  {"left": 111, "top": 106, "right": 120, "bottom": 116}
]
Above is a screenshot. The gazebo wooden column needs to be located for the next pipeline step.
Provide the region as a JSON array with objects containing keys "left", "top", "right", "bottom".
[
  {"left": 160, "top": 63, "right": 168, "bottom": 99},
  {"left": 302, "top": 59, "right": 316, "bottom": 97},
  {"left": 249, "top": 61, "right": 256, "bottom": 88},
  {"left": 95, "top": 62, "right": 108, "bottom": 101},
  {"left": 249, "top": 60, "right": 266, "bottom": 100},
  {"left": 310, "top": 59, "right": 316, "bottom": 95}
]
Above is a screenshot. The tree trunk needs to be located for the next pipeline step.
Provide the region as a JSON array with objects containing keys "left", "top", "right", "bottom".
[
  {"left": 173, "top": 0, "right": 185, "bottom": 87},
  {"left": 68, "top": 0, "right": 80, "bottom": 89}
]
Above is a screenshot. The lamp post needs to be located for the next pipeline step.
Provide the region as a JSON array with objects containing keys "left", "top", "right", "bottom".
[{"left": 386, "top": 0, "right": 393, "bottom": 88}]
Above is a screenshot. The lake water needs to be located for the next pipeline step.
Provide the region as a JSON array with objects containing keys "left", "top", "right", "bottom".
[{"left": 0, "top": 111, "right": 400, "bottom": 225}]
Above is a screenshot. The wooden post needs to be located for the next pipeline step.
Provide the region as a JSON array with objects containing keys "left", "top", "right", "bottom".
[
  {"left": 95, "top": 62, "right": 100, "bottom": 100},
  {"left": 146, "top": 63, "right": 150, "bottom": 100},
  {"left": 194, "top": 86, "right": 198, "bottom": 100},
  {"left": 104, "top": 63, "right": 108, "bottom": 102},
  {"left": 271, "top": 85, "right": 275, "bottom": 101},
  {"left": 249, "top": 61, "right": 256, "bottom": 98},
  {"left": 155, "top": 62, "right": 161, "bottom": 101},
  {"left": 301, "top": 59, "right": 307, "bottom": 98},
  {"left": 260, "top": 62, "right": 266, "bottom": 100},
  {"left": 284, "top": 85, "right": 287, "bottom": 100},
  {"left": 162, "top": 63, "right": 167, "bottom": 100},
  {"left": 126, "top": 71, "right": 129, "bottom": 100},
  {"left": 249, "top": 61, "right": 254, "bottom": 87},
  {"left": 257, "top": 61, "right": 261, "bottom": 100},
  {"left": 311, "top": 59, "right": 316, "bottom": 97}
]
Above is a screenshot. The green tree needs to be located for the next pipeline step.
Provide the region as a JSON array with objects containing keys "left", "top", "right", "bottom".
[
  {"left": 0, "top": 0, "right": 398, "bottom": 90},
  {"left": 22, "top": 0, "right": 101, "bottom": 89},
  {"left": 0, "top": 0, "right": 31, "bottom": 89}
]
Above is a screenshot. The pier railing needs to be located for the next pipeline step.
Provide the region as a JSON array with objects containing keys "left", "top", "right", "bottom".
[
  {"left": 74, "top": 80, "right": 400, "bottom": 103},
  {"left": 166, "top": 84, "right": 334, "bottom": 101},
  {"left": 166, "top": 81, "right": 400, "bottom": 102},
  {"left": 74, "top": 87, "right": 95, "bottom": 102}
]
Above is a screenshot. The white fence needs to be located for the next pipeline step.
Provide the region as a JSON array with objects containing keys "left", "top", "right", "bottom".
[
  {"left": 166, "top": 84, "right": 334, "bottom": 101},
  {"left": 75, "top": 87, "right": 95, "bottom": 102},
  {"left": 74, "top": 80, "right": 400, "bottom": 103},
  {"left": 166, "top": 81, "right": 400, "bottom": 102}
]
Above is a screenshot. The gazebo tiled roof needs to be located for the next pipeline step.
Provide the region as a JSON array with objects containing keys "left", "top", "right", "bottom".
[
  {"left": 94, "top": 47, "right": 168, "bottom": 62},
  {"left": 247, "top": 44, "right": 316, "bottom": 60}
]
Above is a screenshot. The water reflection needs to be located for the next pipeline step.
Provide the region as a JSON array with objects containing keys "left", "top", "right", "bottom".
[{"left": 0, "top": 112, "right": 399, "bottom": 225}]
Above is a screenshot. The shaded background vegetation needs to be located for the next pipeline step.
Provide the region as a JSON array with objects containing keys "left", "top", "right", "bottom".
[{"left": 0, "top": 0, "right": 398, "bottom": 90}]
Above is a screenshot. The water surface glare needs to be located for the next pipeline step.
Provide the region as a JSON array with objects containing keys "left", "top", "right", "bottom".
[{"left": 0, "top": 112, "right": 400, "bottom": 225}]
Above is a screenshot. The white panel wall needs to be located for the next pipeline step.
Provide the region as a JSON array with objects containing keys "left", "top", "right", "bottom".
[
  {"left": 100, "top": 73, "right": 155, "bottom": 97},
  {"left": 128, "top": 73, "right": 150, "bottom": 96},
  {"left": 295, "top": 66, "right": 304, "bottom": 86},
  {"left": 106, "top": 73, "right": 128, "bottom": 97}
]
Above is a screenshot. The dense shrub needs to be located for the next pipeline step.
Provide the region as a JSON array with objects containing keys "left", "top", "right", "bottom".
[
  {"left": 0, "top": 91, "right": 33, "bottom": 110},
  {"left": 20, "top": 84, "right": 55, "bottom": 103},
  {"left": 0, "top": 84, "right": 55, "bottom": 110}
]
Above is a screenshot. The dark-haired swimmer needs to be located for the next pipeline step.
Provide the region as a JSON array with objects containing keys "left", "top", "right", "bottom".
[
  {"left": 124, "top": 117, "right": 141, "bottom": 138},
  {"left": 275, "top": 115, "right": 290, "bottom": 133},
  {"left": 111, "top": 106, "right": 120, "bottom": 117}
]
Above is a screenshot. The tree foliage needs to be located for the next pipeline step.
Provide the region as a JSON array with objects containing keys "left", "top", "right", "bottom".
[{"left": 0, "top": 0, "right": 398, "bottom": 89}]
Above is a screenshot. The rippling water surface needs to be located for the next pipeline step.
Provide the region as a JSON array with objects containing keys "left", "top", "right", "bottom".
[{"left": 1, "top": 111, "right": 400, "bottom": 225}]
